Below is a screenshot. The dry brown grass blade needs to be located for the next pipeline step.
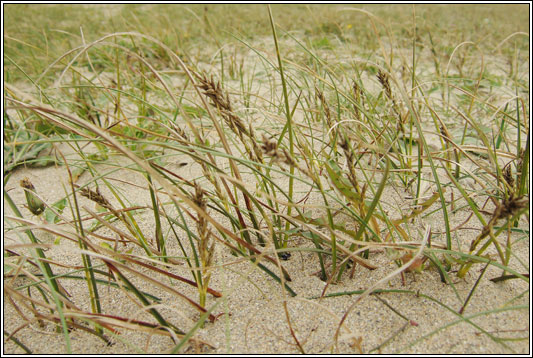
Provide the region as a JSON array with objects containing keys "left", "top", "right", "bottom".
[
  {"left": 6, "top": 215, "right": 217, "bottom": 323},
  {"left": 4, "top": 284, "right": 116, "bottom": 333},
  {"left": 82, "top": 206, "right": 179, "bottom": 264},
  {"left": 115, "top": 254, "right": 222, "bottom": 298},
  {"left": 88, "top": 251, "right": 218, "bottom": 323},
  {"left": 333, "top": 226, "right": 432, "bottom": 351},
  {"left": 6, "top": 97, "right": 285, "bottom": 280}
]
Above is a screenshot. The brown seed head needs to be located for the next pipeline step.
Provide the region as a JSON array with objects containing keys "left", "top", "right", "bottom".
[
  {"left": 20, "top": 178, "right": 35, "bottom": 190},
  {"left": 79, "top": 187, "right": 113, "bottom": 210},
  {"left": 503, "top": 164, "right": 514, "bottom": 190},
  {"left": 377, "top": 70, "right": 392, "bottom": 100}
]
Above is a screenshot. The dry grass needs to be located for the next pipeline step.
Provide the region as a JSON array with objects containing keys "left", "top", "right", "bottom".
[{"left": 3, "top": 3, "right": 529, "bottom": 354}]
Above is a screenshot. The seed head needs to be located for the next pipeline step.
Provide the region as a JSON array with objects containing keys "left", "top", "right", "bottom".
[{"left": 20, "top": 178, "right": 45, "bottom": 215}]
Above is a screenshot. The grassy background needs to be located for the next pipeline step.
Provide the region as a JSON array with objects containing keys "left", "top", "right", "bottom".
[{"left": 4, "top": 4, "right": 529, "bottom": 82}]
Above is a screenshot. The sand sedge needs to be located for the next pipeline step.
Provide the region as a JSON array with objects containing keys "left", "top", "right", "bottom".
[
  {"left": 3, "top": 4, "right": 529, "bottom": 354},
  {"left": 191, "top": 182, "right": 216, "bottom": 309}
]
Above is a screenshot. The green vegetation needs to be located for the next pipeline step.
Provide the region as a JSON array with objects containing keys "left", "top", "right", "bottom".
[{"left": 3, "top": 4, "right": 529, "bottom": 354}]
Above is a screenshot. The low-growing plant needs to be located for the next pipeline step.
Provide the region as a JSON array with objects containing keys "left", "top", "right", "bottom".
[{"left": 3, "top": 4, "right": 529, "bottom": 354}]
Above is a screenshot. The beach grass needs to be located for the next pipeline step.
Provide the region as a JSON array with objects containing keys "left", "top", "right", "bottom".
[{"left": 3, "top": 3, "right": 529, "bottom": 354}]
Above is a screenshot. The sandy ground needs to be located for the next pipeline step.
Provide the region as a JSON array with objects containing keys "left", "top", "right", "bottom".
[
  {"left": 3, "top": 143, "right": 530, "bottom": 354},
  {"left": 3, "top": 7, "right": 530, "bottom": 353}
]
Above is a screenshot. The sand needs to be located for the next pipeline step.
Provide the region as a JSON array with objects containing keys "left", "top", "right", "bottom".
[
  {"left": 3, "top": 144, "right": 530, "bottom": 354},
  {"left": 3, "top": 5, "right": 530, "bottom": 354}
]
